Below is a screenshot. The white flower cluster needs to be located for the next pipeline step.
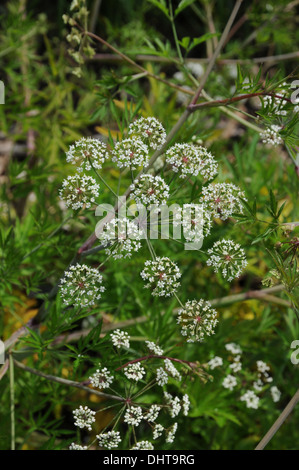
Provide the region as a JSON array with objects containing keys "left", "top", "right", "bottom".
[
  {"left": 140, "top": 257, "right": 181, "bottom": 297},
  {"left": 202, "top": 182, "right": 245, "bottom": 220},
  {"left": 59, "top": 175, "right": 100, "bottom": 210},
  {"left": 130, "top": 174, "right": 170, "bottom": 207},
  {"left": 263, "top": 93, "right": 288, "bottom": 117},
  {"left": 97, "top": 430, "right": 122, "bottom": 449},
  {"left": 128, "top": 117, "right": 167, "bottom": 150},
  {"left": 229, "top": 355, "right": 242, "bottom": 373},
  {"left": 124, "top": 362, "right": 146, "bottom": 382},
  {"left": 240, "top": 390, "right": 260, "bottom": 409},
  {"left": 208, "top": 356, "right": 223, "bottom": 370},
  {"left": 66, "top": 137, "right": 109, "bottom": 172},
  {"left": 260, "top": 125, "right": 283, "bottom": 146},
  {"left": 124, "top": 406, "right": 143, "bottom": 426},
  {"left": 100, "top": 217, "right": 143, "bottom": 259},
  {"left": 156, "top": 367, "right": 169, "bottom": 386},
  {"left": 206, "top": 239, "right": 248, "bottom": 281},
  {"left": 69, "top": 443, "right": 88, "bottom": 450},
  {"left": 177, "top": 299, "right": 218, "bottom": 343},
  {"left": 145, "top": 341, "right": 164, "bottom": 355},
  {"left": 174, "top": 204, "right": 212, "bottom": 242},
  {"left": 144, "top": 404, "right": 161, "bottom": 422},
  {"left": 225, "top": 342, "right": 242, "bottom": 355},
  {"left": 182, "top": 394, "right": 190, "bottom": 416},
  {"left": 131, "top": 441, "right": 154, "bottom": 450},
  {"left": 270, "top": 385, "right": 281, "bottom": 403},
  {"left": 153, "top": 424, "right": 164, "bottom": 440},
  {"left": 166, "top": 422, "right": 178, "bottom": 444},
  {"left": 112, "top": 138, "right": 149, "bottom": 170},
  {"left": 165, "top": 143, "right": 218, "bottom": 180},
  {"left": 256, "top": 360, "right": 273, "bottom": 383},
  {"left": 210, "top": 344, "right": 282, "bottom": 411},
  {"left": 110, "top": 329, "right": 130, "bottom": 349},
  {"left": 164, "top": 359, "right": 182, "bottom": 381},
  {"left": 89, "top": 367, "right": 114, "bottom": 389},
  {"left": 59, "top": 263, "right": 105, "bottom": 308},
  {"left": 164, "top": 392, "right": 182, "bottom": 418},
  {"left": 73, "top": 405, "right": 96, "bottom": 431},
  {"left": 222, "top": 374, "right": 237, "bottom": 391}
]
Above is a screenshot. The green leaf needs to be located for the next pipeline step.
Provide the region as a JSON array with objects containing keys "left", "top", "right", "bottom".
[
  {"left": 175, "top": 0, "right": 197, "bottom": 17},
  {"left": 147, "top": 0, "right": 170, "bottom": 18}
]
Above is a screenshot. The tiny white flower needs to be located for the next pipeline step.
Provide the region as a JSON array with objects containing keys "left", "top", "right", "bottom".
[
  {"left": 59, "top": 175, "right": 100, "bottom": 210},
  {"left": 73, "top": 405, "right": 96, "bottom": 431},
  {"left": 124, "top": 362, "right": 146, "bottom": 382},
  {"left": 270, "top": 385, "right": 281, "bottom": 403},
  {"left": 153, "top": 423, "right": 164, "bottom": 440},
  {"left": 140, "top": 257, "right": 181, "bottom": 297},
  {"left": 112, "top": 138, "right": 149, "bottom": 170},
  {"left": 97, "top": 431, "right": 121, "bottom": 449},
  {"left": 202, "top": 182, "right": 246, "bottom": 220},
  {"left": 89, "top": 367, "right": 114, "bottom": 389},
  {"left": 260, "top": 125, "right": 283, "bottom": 146},
  {"left": 207, "top": 239, "right": 247, "bottom": 281},
  {"left": 177, "top": 299, "right": 218, "bottom": 343},
  {"left": 131, "top": 441, "right": 154, "bottom": 450},
  {"left": 208, "top": 356, "right": 223, "bottom": 370},
  {"left": 69, "top": 443, "right": 88, "bottom": 450},
  {"left": 59, "top": 264, "right": 105, "bottom": 308},
  {"left": 166, "top": 422, "right": 178, "bottom": 443},
  {"left": 222, "top": 374, "right": 237, "bottom": 391},
  {"left": 124, "top": 406, "right": 143, "bottom": 426},
  {"left": 164, "top": 392, "right": 181, "bottom": 418},
  {"left": 145, "top": 341, "right": 164, "bottom": 355},
  {"left": 128, "top": 117, "right": 166, "bottom": 151},
  {"left": 225, "top": 343, "right": 242, "bottom": 355},
  {"left": 144, "top": 405, "right": 161, "bottom": 423},
  {"left": 130, "top": 174, "right": 170, "bottom": 207},
  {"left": 66, "top": 137, "right": 109, "bottom": 172},
  {"left": 110, "top": 329, "right": 130, "bottom": 349},
  {"left": 240, "top": 390, "right": 260, "bottom": 409}
]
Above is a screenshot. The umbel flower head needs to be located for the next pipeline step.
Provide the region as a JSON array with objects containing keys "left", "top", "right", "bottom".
[
  {"left": 100, "top": 217, "right": 144, "bottom": 259},
  {"left": 66, "top": 137, "right": 109, "bottom": 172},
  {"left": 128, "top": 117, "right": 167, "bottom": 150},
  {"left": 130, "top": 174, "right": 170, "bottom": 207},
  {"left": 177, "top": 299, "right": 218, "bottom": 343},
  {"left": 97, "top": 431, "right": 122, "bottom": 449},
  {"left": 165, "top": 143, "right": 218, "bottom": 180},
  {"left": 59, "top": 263, "right": 105, "bottom": 308},
  {"left": 89, "top": 366, "right": 114, "bottom": 389},
  {"left": 131, "top": 441, "right": 154, "bottom": 450},
  {"left": 201, "top": 182, "right": 245, "bottom": 220},
  {"left": 73, "top": 405, "right": 96, "bottom": 431},
  {"left": 59, "top": 174, "right": 100, "bottom": 210},
  {"left": 206, "top": 239, "right": 247, "bottom": 281},
  {"left": 112, "top": 138, "right": 149, "bottom": 170},
  {"left": 240, "top": 390, "right": 259, "bottom": 409},
  {"left": 124, "top": 362, "right": 146, "bottom": 382},
  {"left": 110, "top": 329, "right": 130, "bottom": 349},
  {"left": 140, "top": 257, "right": 181, "bottom": 297},
  {"left": 174, "top": 204, "right": 212, "bottom": 242},
  {"left": 260, "top": 125, "right": 283, "bottom": 146}
]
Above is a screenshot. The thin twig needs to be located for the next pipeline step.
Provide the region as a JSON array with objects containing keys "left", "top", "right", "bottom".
[
  {"left": 13, "top": 359, "right": 125, "bottom": 402},
  {"left": 191, "top": 0, "right": 244, "bottom": 105},
  {"left": 255, "top": 388, "right": 299, "bottom": 450}
]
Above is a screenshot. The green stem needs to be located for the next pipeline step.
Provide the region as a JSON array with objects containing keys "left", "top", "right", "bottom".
[
  {"left": 169, "top": 0, "right": 184, "bottom": 64},
  {"left": 9, "top": 353, "right": 15, "bottom": 450},
  {"left": 13, "top": 359, "right": 124, "bottom": 402}
]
